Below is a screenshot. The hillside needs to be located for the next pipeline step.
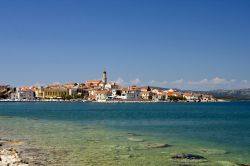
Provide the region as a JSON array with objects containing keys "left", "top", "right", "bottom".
[{"left": 206, "top": 89, "right": 250, "bottom": 100}]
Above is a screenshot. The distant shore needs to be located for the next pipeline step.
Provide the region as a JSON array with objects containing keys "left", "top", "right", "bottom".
[{"left": 0, "top": 99, "right": 222, "bottom": 103}]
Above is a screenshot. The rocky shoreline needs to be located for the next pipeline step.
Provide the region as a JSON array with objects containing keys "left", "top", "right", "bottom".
[
  {"left": 0, "top": 148, "right": 28, "bottom": 166},
  {"left": 0, "top": 139, "right": 29, "bottom": 166},
  {"left": 0, "top": 137, "right": 49, "bottom": 166},
  {"left": 1, "top": 136, "right": 250, "bottom": 166}
]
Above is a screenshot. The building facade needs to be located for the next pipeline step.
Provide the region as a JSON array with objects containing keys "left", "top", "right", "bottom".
[{"left": 11, "top": 88, "right": 35, "bottom": 100}]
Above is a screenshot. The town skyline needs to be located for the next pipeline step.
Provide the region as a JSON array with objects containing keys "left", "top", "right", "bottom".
[{"left": 1, "top": 70, "right": 217, "bottom": 102}]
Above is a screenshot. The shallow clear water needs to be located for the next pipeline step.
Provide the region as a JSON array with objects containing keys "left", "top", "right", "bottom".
[{"left": 0, "top": 102, "right": 250, "bottom": 165}]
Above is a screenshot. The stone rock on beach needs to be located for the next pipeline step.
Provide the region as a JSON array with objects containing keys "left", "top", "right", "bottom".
[
  {"left": 0, "top": 148, "right": 29, "bottom": 166},
  {"left": 0, "top": 139, "right": 29, "bottom": 166}
]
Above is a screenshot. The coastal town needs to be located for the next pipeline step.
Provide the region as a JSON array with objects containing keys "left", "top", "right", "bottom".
[{"left": 0, "top": 70, "right": 216, "bottom": 103}]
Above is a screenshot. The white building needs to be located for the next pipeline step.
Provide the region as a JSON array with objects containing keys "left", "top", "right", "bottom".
[
  {"left": 68, "top": 88, "right": 78, "bottom": 96},
  {"left": 104, "top": 82, "right": 119, "bottom": 90},
  {"left": 141, "top": 91, "right": 153, "bottom": 100},
  {"left": 34, "top": 86, "right": 44, "bottom": 99},
  {"left": 11, "top": 88, "right": 35, "bottom": 101},
  {"left": 201, "top": 94, "right": 216, "bottom": 102},
  {"left": 183, "top": 93, "right": 194, "bottom": 100},
  {"left": 119, "top": 88, "right": 141, "bottom": 100},
  {"left": 152, "top": 91, "right": 166, "bottom": 101},
  {"left": 10, "top": 92, "right": 18, "bottom": 100},
  {"left": 95, "top": 90, "right": 111, "bottom": 102}
]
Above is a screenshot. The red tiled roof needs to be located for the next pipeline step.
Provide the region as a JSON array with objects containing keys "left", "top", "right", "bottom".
[
  {"left": 86, "top": 80, "right": 102, "bottom": 84},
  {"left": 183, "top": 93, "right": 193, "bottom": 97}
]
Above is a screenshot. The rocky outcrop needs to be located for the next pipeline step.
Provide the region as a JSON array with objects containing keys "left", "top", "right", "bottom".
[
  {"left": 0, "top": 148, "right": 29, "bottom": 166},
  {"left": 0, "top": 139, "right": 29, "bottom": 166},
  {"left": 171, "top": 154, "right": 206, "bottom": 161}
]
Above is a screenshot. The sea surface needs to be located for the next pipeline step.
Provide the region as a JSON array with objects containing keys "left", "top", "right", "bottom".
[{"left": 0, "top": 102, "right": 250, "bottom": 165}]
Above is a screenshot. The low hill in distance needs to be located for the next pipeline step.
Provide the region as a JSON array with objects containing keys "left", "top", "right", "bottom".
[
  {"left": 205, "top": 88, "right": 250, "bottom": 101},
  {"left": 145, "top": 87, "right": 250, "bottom": 101}
]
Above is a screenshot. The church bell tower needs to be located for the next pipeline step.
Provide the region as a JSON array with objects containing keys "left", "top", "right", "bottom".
[{"left": 102, "top": 69, "right": 107, "bottom": 85}]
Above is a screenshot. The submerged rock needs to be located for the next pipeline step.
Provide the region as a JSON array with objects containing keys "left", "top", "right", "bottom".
[
  {"left": 146, "top": 143, "right": 171, "bottom": 149},
  {"left": 117, "top": 154, "right": 132, "bottom": 159},
  {"left": 109, "top": 145, "right": 129, "bottom": 150},
  {"left": 136, "top": 143, "right": 171, "bottom": 150},
  {"left": 171, "top": 154, "right": 206, "bottom": 161},
  {"left": 0, "top": 139, "right": 24, "bottom": 146},
  {"left": 200, "top": 148, "right": 228, "bottom": 155},
  {"left": 7, "top": 140, "right": 24, "bottom": 145},
  {"left": 127, "top": 137, "right": 144, "bottom": 142},
  {"left": 214, "top": 161, "right": 237, "bottom": 166},
  {"left": 0, "top": 138, "right": 8, "bottom": 144},
  {"left": 127, "top": 132, "right": 142, "bottom": 136},
  {"left": 86, "top": 139, "right": 100, "bottom": 143}
]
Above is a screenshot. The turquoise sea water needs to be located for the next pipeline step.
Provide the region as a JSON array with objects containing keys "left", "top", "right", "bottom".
[{"left": 0, "top": 102, "right": 250, "bottom": 165}]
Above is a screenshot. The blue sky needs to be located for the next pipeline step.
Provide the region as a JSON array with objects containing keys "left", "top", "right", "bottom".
[{"left": 0, "top": 0, "right": 249, "bottom": 90}]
